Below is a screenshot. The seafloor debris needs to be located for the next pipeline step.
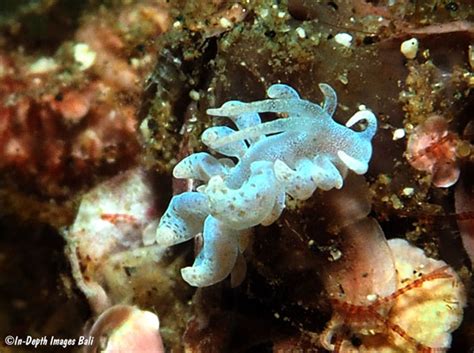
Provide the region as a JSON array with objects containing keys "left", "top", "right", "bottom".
[
  {"left": 0, "top": 77, "right": 139, "bottom": 198},
  {"left": 400, "top": 37, "right": 419, "bottom": 60}
]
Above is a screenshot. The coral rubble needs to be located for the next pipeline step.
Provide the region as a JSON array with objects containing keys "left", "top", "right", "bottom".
[{"left": 0, "top": 0, "right": 169, "bottom": 204}]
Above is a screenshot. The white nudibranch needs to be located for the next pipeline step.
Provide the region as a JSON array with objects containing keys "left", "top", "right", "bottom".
[{"left": 156, "top": 83, "right": 377, "bottom": 287}]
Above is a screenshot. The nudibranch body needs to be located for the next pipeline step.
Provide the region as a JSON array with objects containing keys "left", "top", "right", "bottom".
[{"left": 156, "top": 83, "right": 377, "bottom": 287}]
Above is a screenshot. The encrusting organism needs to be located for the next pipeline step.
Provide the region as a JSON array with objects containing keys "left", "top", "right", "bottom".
[
  {"left": 66, "top": 168, "right": 161, "bottom": 313},
  {"left": 406, "top": 115, "right": 460, "bottom": 188},
  {"left": 156, "top": 83, "right": 377, "bottom": 287},
  {"left": 320, "top": 238, "right": 466, "bottom": 353}
]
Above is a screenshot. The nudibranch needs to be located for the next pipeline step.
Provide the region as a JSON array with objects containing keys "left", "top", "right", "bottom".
[{"left": 156, "top": 83, "right": 377, "bottom": 287}]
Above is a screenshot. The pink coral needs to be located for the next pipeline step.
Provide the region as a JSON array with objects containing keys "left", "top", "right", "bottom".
[{"left": 406, "top": 115, "right": 460, "bottom": 188}]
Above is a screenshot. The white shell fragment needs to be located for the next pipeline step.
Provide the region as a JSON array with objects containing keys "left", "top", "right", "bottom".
[
  {"left": 334, "top": 32, "right": 353, "bottom": 47},
  {"left": 392, "top": 128, "right": 406, "bottom": 140},
  {"left": 400, "top": 37, "right": 419, "bottom": 59},
  {"left": 73, "top": 43, "right": 97, "bottom": 70}
]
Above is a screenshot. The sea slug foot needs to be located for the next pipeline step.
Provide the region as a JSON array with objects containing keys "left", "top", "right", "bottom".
[{"left": 260, "top": 190, "right": 286, "bottom": 226}]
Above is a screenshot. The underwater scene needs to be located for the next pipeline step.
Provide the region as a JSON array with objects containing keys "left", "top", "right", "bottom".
[{"left": 0, "top": 0, "right": 473, "bottom": 352}]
